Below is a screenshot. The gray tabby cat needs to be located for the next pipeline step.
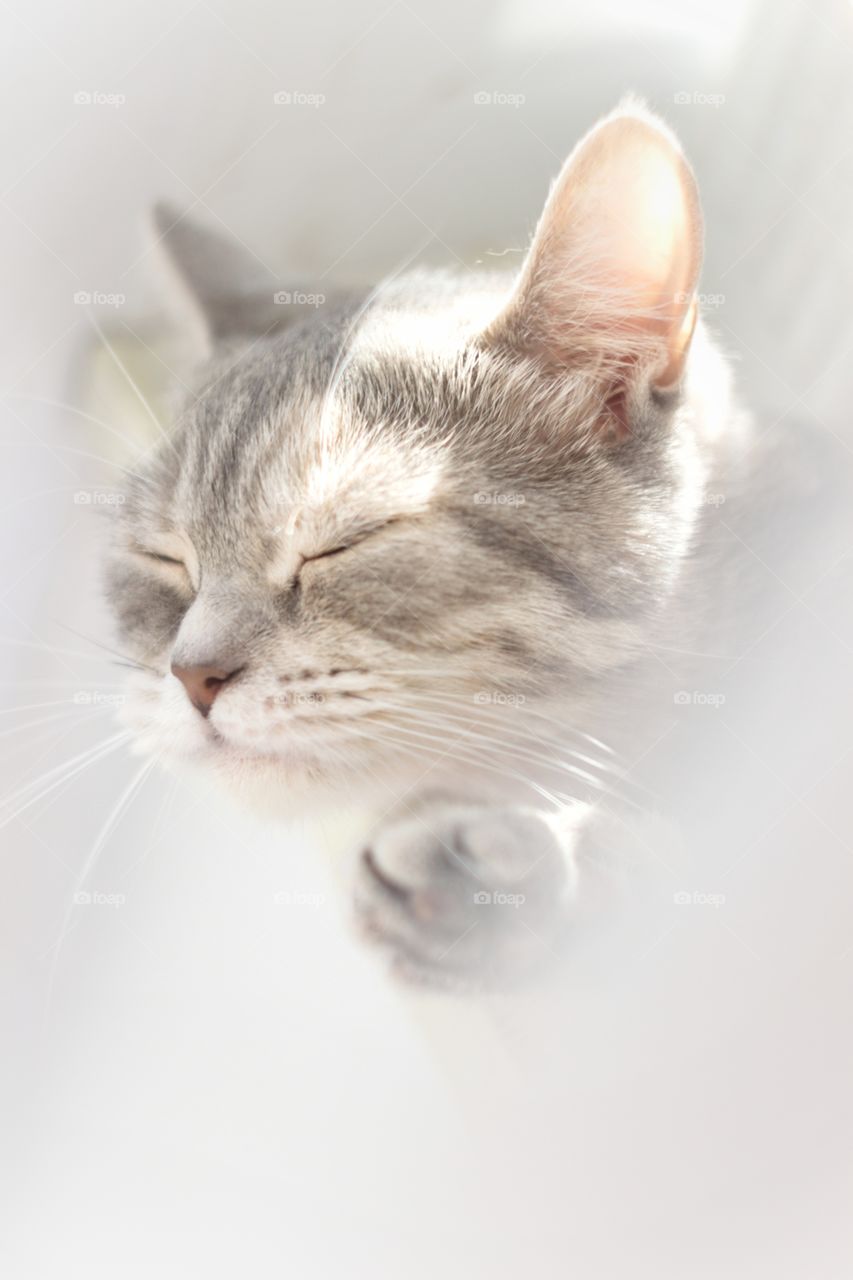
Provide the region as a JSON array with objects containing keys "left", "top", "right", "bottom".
[{"left": 107, "top": 102, "right": 746, "bottom": 987}]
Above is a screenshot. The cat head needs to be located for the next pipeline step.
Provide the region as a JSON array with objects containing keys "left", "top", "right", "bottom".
[{"left": 106, "top": 101, "right": 711, "bottom": 809}]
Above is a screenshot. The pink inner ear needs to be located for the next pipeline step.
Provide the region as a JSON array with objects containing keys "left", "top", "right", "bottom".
[{"left": 486, "top": 105, "right": 704, "bottom": 393}]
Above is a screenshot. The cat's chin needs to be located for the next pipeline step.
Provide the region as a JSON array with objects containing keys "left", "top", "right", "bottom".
[
  {"left": 210, "top": 753, "right": 332, "bottom": 818},
  {"left": 179, "top": 738, "right": 392, "bottom": 820}
]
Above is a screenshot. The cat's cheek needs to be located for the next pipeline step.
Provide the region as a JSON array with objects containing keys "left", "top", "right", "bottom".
[{"left": 118, "top": 673, "right": 212, "bottom": 761}]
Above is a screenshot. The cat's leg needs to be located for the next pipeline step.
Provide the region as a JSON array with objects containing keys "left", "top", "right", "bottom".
[{"left": 352, "top": 795, "right": 589, "bottom": 988}]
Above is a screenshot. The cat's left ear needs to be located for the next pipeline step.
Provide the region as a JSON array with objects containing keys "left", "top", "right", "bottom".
[
  {"left": 149, "top": 203, "right": 280, "bottom": 362},
  {"left": 483, "top": 100, "right": 703, "bottom": 405}
]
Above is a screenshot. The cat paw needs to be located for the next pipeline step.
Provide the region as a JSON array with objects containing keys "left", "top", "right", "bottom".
[{"left": 353, "top": 802, "right": 578, "bottom": 988}]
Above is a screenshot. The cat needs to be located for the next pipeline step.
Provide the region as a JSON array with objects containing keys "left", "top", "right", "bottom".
[{"left": 106, "top": 99, "right": 749, "bottom": 988}]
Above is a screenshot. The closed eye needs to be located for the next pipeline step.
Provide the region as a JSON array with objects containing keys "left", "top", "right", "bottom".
[
  {"left": 125, "top": 539, "right": 198, "bottom": 590},
  {"left": 304, "top": 544, "right": 350, "bottom": 564},
  {"left": 130, "top": 546, "right": 190, "bottom": 575},
  {"left": 301, "top": 518, "right": 400, "bottom": 568},
  {"left": 147, "top": 552, "right": 184, "bottom": 566}
]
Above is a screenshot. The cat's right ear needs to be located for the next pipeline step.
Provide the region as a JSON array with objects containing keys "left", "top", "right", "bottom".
[
  {"left": 149, "top": 203, "right": 279, "bottom": 362},
  {"left": 482, "top": 101, "right": 703, "bottom": 426}
]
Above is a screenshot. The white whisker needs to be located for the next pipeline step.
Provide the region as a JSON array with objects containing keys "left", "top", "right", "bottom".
[
  {"left": 372, "top": 677, "right": 620, "bottom": 757},
  {"left": 338, "top": 693, "right": 646, "bottom": 809},
  {"left": 55, "top": 622, "right": 158, "bottom": 674},
  {"left": 4, "top": 394, "right": 149, "bottom": 462},
  {"left": 392, "top": 689, "right": 651, "bottom": 799},
  {"left": 0, "top": 730, "right": 131, "bottom": 832},
  {"left": 82, "top": 310, "right": 178, "bottom": 460},
  {"left": 333, "top": 716, "right": 570, "bottom": 812},
  {"left": 0, "top": 704, "right": 111, "bottom": 739},
  {"left": 44, "top": 751, "right": 161, "bottom": 1033},
  {"left": 0, "top": 440, "right": 137, "bottom": 476}
]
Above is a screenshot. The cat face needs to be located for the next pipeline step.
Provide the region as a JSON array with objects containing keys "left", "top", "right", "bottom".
[{"left": 106, "top": 102, "right": 709, "bottom": 805}]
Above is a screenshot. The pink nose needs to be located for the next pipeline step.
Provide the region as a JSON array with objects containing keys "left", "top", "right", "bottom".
[{"left": 171, "top": 663, "right": 241, "bottom": 716}]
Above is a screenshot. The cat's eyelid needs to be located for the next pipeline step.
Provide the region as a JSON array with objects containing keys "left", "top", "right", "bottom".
[
  {"left": 303, "top": 543, "right": 350, "bottom": 564},
  {"left": 130, "top": 542, "right": 184, "bottom": 564},
  {"left": 303, "top": 517, "right": 399, "bottom": 563},
  {"left": 268, "top": 517, "right": 401, "bottom": 586},
  {"left": 129, "top": 538, "right": 198, "bottom": 587}
]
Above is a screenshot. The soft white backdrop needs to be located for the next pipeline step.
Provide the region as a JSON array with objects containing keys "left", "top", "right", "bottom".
[{"left": 2, "top": 1, "right": 853, "bottom": 1276}]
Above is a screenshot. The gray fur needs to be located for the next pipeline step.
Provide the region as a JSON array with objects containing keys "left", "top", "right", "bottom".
[{"left": 106, "top": 103, "right": 745, "bottom": 986}]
